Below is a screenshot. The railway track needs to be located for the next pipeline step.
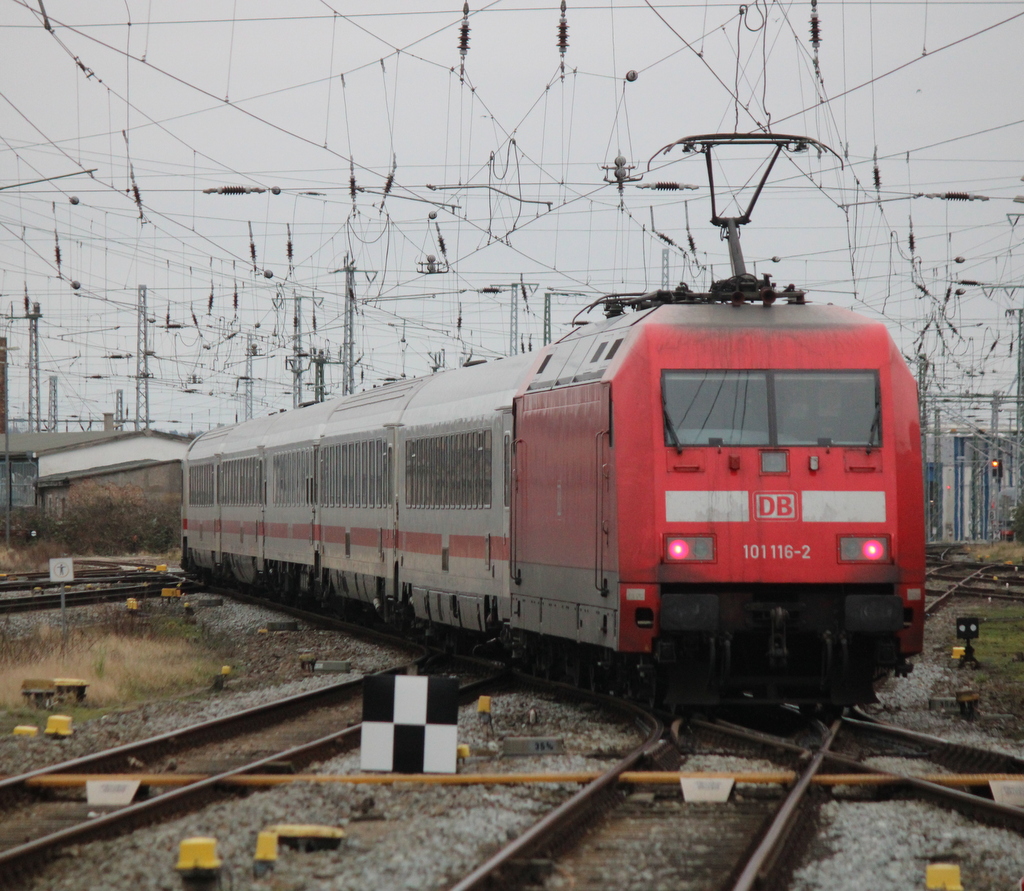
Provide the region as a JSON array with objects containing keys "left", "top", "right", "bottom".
[
  {"left": 439, "top": 704, "right": 1024, "bottom": 891},
  {"left": 0, "top": 579, "right": 186, "bottom": 615},
  {"left": 925, "top": 554, "right": 1024, "bottom": 613},
  {"left": 0, "top": 645, "right": 517, "bottom": 885}
]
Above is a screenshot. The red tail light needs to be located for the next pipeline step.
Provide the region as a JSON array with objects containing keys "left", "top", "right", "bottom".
[
  {"left": 664, "top": 535, "right": 715, "bottom": 563},
  {"left": 839, "top": 535, "right": 890, "bottom": 563}
]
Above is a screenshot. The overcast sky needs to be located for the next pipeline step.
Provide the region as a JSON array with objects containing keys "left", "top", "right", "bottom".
[{"left": 1, "top": 1, "right": 1022, "bottom": 433}]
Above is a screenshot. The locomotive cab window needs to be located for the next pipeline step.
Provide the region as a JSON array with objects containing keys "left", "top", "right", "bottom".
[
  {"left": 774, "top": 372, "right": 880, "bottom": 447},
  {"left": 662, "top": 370, "right": 770, "bottom": 446},
  {"left": 662, "top": 370, "right": 880, "bottom": 448}
]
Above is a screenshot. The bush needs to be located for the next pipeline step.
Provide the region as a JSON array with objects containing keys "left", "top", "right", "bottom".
[
  {"left": 1012, "top": 502, "right": 1024, "bottom": 544},
  {"left": 38, "top": 482, "right": 179, "bottom": 555}
]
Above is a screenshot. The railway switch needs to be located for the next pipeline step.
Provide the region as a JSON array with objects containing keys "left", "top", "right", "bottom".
[
  {"left": 43, "top": 715, "right": 73, "bottom": 737},
  {"left": 926, "top": 863, "right": 963, "bottom": 891},
  {"left": 252, "top": 831, "right": 278, "bottom": 877},
  {"left": 176, "top": 837, "right": 222, "bottom": 890}
]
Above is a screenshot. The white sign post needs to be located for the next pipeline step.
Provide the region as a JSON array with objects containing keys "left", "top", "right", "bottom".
[
  {"left": 49, "top": 557, "right": 74, "bottom": 582},
  {"left": 49, "top": 558, "right": 74, "bottom": 651}
]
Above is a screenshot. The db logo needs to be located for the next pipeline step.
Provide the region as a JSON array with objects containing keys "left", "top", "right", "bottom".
[{"left": 754, "top": 492, "right": 799, "bottom": 520}]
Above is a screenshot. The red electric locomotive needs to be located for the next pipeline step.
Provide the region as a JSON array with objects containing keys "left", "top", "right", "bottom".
[
  {"left": 513, "top": 295, "right": 924, "bottom": 705},
  {"left": 183, "top": 133, "right": 924, "bottom": 707}
]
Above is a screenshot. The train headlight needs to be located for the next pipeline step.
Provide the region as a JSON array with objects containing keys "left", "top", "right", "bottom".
[
  {"left": 838, "top": 535, "right": 890, "bottom": 563},
  {"left": 664, "top": 535, "right": 715, "bottom": 563}
]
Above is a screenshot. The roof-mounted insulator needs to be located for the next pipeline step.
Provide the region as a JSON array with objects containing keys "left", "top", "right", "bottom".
[
  {"left": 636, "top": 182, "right": 700, "bottom": 191},
  {"left": 459, "top": 3, "right": 471, "bottom": 82},
  {"left": 557, "top": 1, "right": 569, "bottom": 80},
  {"left": 201, "top": 186, "right": 267, "bottom": 194}
]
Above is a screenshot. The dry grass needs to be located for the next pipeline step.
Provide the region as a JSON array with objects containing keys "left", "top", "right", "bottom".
[
  {"left": 0, "top": 615, "right": 221, "bottom": 709},
  {"left": 963, "top": 542, "right": 1024, "bottom": 564},
  {"left": 0, "top": 542, "right": 71, "bottom": 574}
]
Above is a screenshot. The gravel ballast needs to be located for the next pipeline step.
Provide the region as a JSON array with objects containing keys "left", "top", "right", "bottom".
[
  {"left": 15, "top": 690, "right": 645, "bottom": 891},
  {"left": 0, "top": 599, "right": 415, "bottom": 776}
]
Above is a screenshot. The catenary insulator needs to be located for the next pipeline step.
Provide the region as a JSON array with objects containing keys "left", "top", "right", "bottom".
[
  {"left": 428, "top": 210, "right": 438, "bottom": 220},
  {"left": 263, "top": 269, "right": 274, "bottom": 279},
  {"left": 71, "top": 280, "right": 81, "bottom": 290},
  {"left": 69, "top": 196, "right": 79, "bottom": 205},
  {"left": 954, "top": 256, "right": 965, "bottom": 264},
  {"left": 625, "top": 70, "right": 638, "bottom": 82},
  {"left": 459, "top": 3, "right": 470, "bottom": 58}
]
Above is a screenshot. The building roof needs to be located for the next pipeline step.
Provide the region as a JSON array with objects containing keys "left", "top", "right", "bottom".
[
  {"left": 2, "top": 429, "right": 193, "bottom": 458},
  {"left": 36, "top": 457, "right": 180, "bottom": 487}
]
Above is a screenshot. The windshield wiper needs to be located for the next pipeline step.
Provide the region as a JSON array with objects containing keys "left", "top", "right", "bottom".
[{"left": 663, "top": 403, "right": 683, "bottom": 454}]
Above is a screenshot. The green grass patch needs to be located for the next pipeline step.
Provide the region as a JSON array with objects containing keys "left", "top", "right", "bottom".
[{"left": 956, "top": 605, "right": 1024, "bottom": 684}]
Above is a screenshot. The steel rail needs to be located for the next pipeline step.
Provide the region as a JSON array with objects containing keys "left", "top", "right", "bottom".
[
  {"left": 0, "top": 570, "right": 180, "bottom": 594},
  {"left": 446, "top": 700, "right": 664, "bottom": 891},
  {"left": 926, "top": 564, "right": 1000, "bottom": 615},
  {"left": 0, "top": 664, "right": 502, "bottom": 884},
  {"left": 0, "top": 582, "right": 178, "bottom": 614},
  {"left": 728, "top": 719, "right": 840, "bottom": 891}
]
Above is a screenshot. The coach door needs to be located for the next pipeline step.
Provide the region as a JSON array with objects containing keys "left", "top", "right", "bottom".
[
  {"left": 309, "top": 443, "right": 320, "bottom": 579},
  {"left": 384, "top": 424, "right": 402, "bottom": 606},
  {"left": 213, "top": 453, "right": 223, "bottom": 567},
  {"left": 256, "top": 446, "right": 266, "bottom": 572}
]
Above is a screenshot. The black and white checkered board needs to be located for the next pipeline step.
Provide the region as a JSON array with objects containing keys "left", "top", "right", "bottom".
[{"left": 360, "top": 675, "right": 459, "bottom": 774}]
